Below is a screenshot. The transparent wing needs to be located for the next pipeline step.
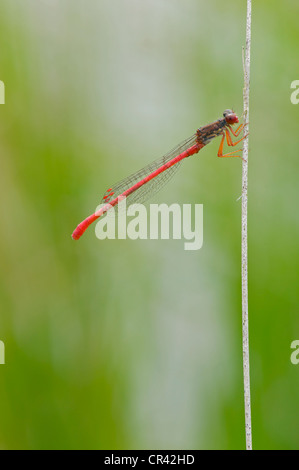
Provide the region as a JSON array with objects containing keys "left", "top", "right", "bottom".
[{"left": 101, "top": 133, "right": 197, "bottom": 212}]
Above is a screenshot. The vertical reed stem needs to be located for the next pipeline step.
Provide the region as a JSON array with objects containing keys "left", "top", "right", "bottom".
[{"left": 242, "top": 0, "right": 252, "bottom": 451}]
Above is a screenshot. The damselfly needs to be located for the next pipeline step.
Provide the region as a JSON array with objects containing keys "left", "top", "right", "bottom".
[{"left": 72, "top": 109, "right": 246, "bottom": 240}]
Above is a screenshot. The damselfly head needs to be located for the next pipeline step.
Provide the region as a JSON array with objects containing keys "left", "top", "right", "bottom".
[{"left": 223, "top": 109, "right": 239, "bottom": 125}]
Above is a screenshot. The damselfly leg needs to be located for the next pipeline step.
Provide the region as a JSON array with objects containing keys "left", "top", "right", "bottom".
[{"left": 217, "top": 125, "right": 248, "bottom": 161}]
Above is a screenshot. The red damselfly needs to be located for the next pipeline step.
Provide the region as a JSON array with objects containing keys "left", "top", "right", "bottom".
[{"left": 72, "top": 109, "right": 246, "bottom": 240}]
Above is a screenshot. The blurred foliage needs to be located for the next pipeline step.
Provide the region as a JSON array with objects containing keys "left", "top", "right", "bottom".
[{"left": 0, "top": 0, "right": 299, "bottom": 450}]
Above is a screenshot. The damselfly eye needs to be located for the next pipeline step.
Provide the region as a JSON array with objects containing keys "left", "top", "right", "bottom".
[{"left": 225, "top": 113, "right": 239, "bottom": 125}]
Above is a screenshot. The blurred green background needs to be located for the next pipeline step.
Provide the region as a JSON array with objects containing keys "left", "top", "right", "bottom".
[{"left": 0, "top": 0, "right": 298, "bottom": 450}]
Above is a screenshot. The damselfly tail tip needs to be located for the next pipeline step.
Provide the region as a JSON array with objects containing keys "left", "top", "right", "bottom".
[{"left": 72, "top": 227, "right": 81, "bottom": 240}]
